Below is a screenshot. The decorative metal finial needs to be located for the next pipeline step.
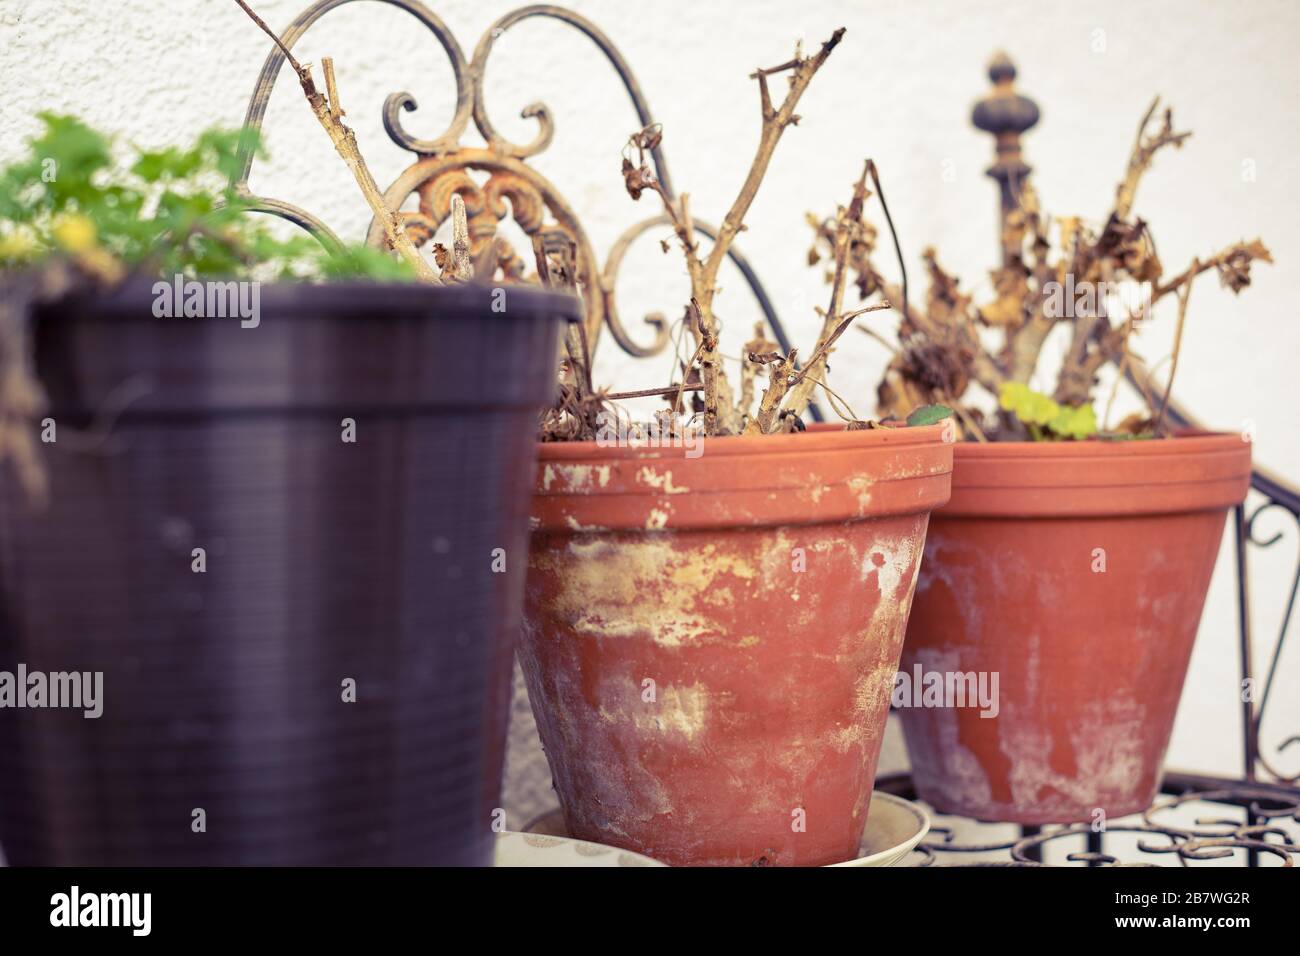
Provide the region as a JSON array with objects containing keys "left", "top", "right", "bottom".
[
  {"left": 972, "top": 52, "right": 1040, "bottom": 262},
  {"left": 985, "top": 50, "right": 1017, "bottom": 85}
]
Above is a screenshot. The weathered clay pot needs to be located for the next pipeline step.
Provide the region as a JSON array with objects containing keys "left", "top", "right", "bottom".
[
  {"left": 519, "top": 423, "right": 952, "bottom": 866},
  {"left": 898, "top": 432, "right": 1251, "bottom": 824}
]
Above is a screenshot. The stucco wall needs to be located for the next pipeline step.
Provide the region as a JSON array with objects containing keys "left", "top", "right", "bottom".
[{"left": 3, "top": 0, "right": 1298, "bottom": 832}]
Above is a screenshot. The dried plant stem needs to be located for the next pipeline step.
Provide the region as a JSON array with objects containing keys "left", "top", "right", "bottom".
[
  {"left": 1152, "top": 240, "right": 1270, "bottom": 301},
  {"left": 672, "top": 336, "right": 707, "bottom": 417},
  {"left": 632, "top": 28, "right": 844, "bottom": 435},
  {"left": 856, "top": 324, "right": 900, "bottom": 355},
  {"left": 938, "top": 390, "right": 989, "bottom": 443},
  {"left": 563, "top": 325, "right": 592, "bottom": 395},
  {"left": 802, "top": 374, "right": 864, "bottom": 424},
  {"left": 748, "top": 350, "right": 799, "bottom": 434},
  {"left": 450, "top": 194, "right": 473, "bottom": 281},
  {"left": 1007, "top": 313, "right": 1053, "bottom": 385},
  {"left": 604, "top": 383, "right": 704, "bottom": 402},
  {"left": 1057, "top": 237, "right": 1269, "bottom": 409},
  {"left": 840, "top": 86, "right": 1271, "bottom": 433},
  {"left": 232, "top": 0, "right": 440, "bottom": 284},
  {"left": 698, "top": 30, "right": 844, "bottom": 433},
  {"left": 1053, "top": 105, "right": 1233, "bottom": 406},
  {"left": 700, "top": 29, "right": 845, "bottom": 296},
  {"left": 1115, "top": 98, "right": 1190, "bottom": 221},
  {"left": 321, "top": 57, "right": 342, "bottom": 123},
  {"left": 1155, "top": 263, "right": 1194, "bottom": 437},
  {"left": 532, "top": 233, "right": 593, "bottom": 399},
  {"left": 738, "top": 322, "right": 774, "bottom": 422},
  {"left": 747, "top": 302, "right": 887, "bottom": 434},
  {"left": 784, "top": 160, "right": 870, "bottom": 419},
  {"left": 1026, "top": 103, "right": 1191, "bottom": 402},
  {"left": 1102, "top": 317, "right": 1136, "bottom": 430}
]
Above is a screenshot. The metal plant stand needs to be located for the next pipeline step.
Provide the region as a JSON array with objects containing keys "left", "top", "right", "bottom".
[{"left": 237, "top": 1, "right": 1300, "bottom": 866}]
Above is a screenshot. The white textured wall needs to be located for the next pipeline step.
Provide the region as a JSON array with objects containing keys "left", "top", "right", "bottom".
[{"left": 3, "top": 0, "right": 1298, "bottom": 820}]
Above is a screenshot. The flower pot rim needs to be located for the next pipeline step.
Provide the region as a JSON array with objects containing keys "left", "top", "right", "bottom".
[
  {"left": 940, "top": 429, "right": 1251, "bottom": 518},
  {"left": 531, "top": 421, "right": 953, "bottom": 531},
  {"left": 536, "top": 420, "right": 952, "bottom": 461},
  {"left": 33, "top": 275, "right": 573, "bottom": 418},
  {"left": 41, "top": 275, "right": 583, "bottom": 323},
  {"left": 949, "top": 428, "right": 1247, "bottom": 458}
]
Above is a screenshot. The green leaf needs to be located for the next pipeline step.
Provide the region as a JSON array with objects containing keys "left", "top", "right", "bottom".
[
  {"left": 999, "top": 382, "right": 1097, "bottom": 441},
  {"left": 1047, "top": 402, "right": 1097, "bottom": 440},
  {"left": 131, "top": 146, "right": 203, "bottom": 182},
  {"left": 999, "top": 382, "right": 1057, "bottom": 426},
  {"left": 317, "top": 243, "right": 417, "bottom": 281},
  {"left": 1, "top": 116, "right": 421, "bottom": 285},
  {"left": 905, "top": 404, "right": 954, "bottom": 427}
]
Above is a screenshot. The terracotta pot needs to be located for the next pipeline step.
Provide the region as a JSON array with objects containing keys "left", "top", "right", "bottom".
[
  {"left": 519, "top": 423, "right": 952, "bottom": 866},
  {"left": 898, "top": 432, "right": 1251, "bottom": 824}
]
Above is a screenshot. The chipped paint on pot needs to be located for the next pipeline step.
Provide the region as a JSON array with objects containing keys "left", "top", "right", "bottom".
[
  {"left": 520, "top": 424, "right": 952, "bottom": 866},
  {"left": 899, "top": 432, "right": 1252, "bottom": 824}
]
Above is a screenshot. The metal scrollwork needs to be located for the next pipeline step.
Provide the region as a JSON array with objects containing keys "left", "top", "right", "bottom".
[
  {"left": 601, "top": 214, "right": 798, "bottom": 361},
  {"left": 1245, "top": 490, "right": 1300, "bottom": 786},
  {"left": 466, "top": 5, "right": 666, "bottom": 169},
  {"left": 906, "top": 785, "right": 1300, "bottom": 867},
  {"left": 233, "top": 0, "right": 792, "bottom": 363},
  {"left": 366, "top": 149, "right": 605, "bottom": 343},
  {"left": 601, "top": 215, "right": 694, "bottom": 359},
  {"left": 234, "top": 0, "right": 472, "bottom": 199}
]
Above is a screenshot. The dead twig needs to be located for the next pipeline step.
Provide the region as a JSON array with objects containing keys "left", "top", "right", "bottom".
[
  {"left": 941, "top": 390, "right": 988, "bottom": 443},
  {"left": 1115, "top": 98, "right": 1191, "bottom": 221},
  {"left": 801, "top": 373, "right": 866, "bottom": 426},
  {"left": 738, "top": 321, "right": 776, "bottom": 422},
  {"left": 623, "top": 28, "right": 845, "bottom": 436},
  {"left": 604, "top": 383, "right": 705, "bottom": 402},
  {"left": 746, "top": 302, "right": 889, "bottom": 435},
  {"left": 784, "top": 160, "right": 872, "bottom": 420},
  {"left": 533, "top": 231, "right": 603, "bottom": 440},
  {"left": 1102, "top": 314, "right": 1137, "bottom": 431},
  {"left": 450, "top": 194, "right": 473, "bottom": 282},
  {"left": 1152, "top": 239, "right": 1272, "bottom": 301},
  {"left": 1155, "top": 262, "right": 1194, "bottom": 437},
  {"left": 748, "top": 348, "right": 799, "bottom": 435},
  {"left": 437, "top": 194, "right": 475, "bottom": 283},
  {"left": 232, "top": 0, "right": 440, "bottom": 284}
]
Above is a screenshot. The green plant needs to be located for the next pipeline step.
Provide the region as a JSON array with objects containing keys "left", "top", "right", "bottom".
[
  {"left": 0, "top": 113, "right": 412, "bottom": 283},
  {"left": 997, "top": 383, "right": 1098, "bottom": 441},
  {"left": 905, "top": 403, "right": 954, "bottom": 427}
]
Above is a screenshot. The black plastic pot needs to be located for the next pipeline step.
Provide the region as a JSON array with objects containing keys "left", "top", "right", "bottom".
[{"left": 0, "top": 279, "right": 577, "bottom": 865}]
